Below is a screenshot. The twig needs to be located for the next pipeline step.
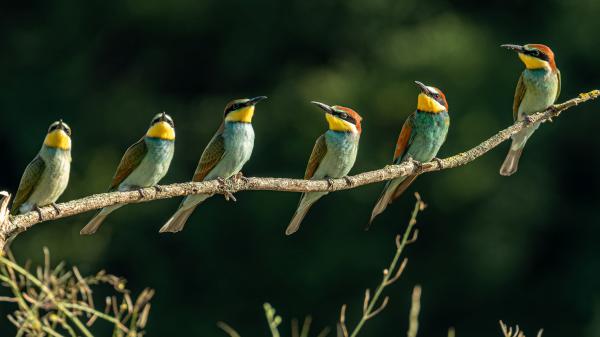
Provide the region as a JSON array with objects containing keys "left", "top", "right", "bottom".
[
  {"left": 407, "top": 285, "right": 421, "bottom": 337},
  {"left": 217, "top": 321, "right": 242, "bottom": 337},
  {"left": 341, "top": 193, "right": 426, "bottom": 337},
  {"left": 0, "top": 90, "right": 597, "bottom": 249}
]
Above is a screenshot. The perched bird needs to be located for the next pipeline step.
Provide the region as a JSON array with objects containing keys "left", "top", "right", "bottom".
[
  {"left": 499, "top": 43, "right": 561, "bottom": 176},
  {"left": 11, "top": 120, "right": 72, "bottom": 218},
  {"left": 285, "top": 101, "right": 362, "bottom": 235},
  {"left": 369, "top": 81, "right": 450, "bottom": 227},
  {"left": 80, "top": 112, "right": 175, "bottom": 235},
  {"left": 159, "top": 96, "right": 267, "bottom": 233}
]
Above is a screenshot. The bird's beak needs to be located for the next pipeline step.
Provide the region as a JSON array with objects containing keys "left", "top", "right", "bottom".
[
  {"left": 246, "top": 96, "right": 268, "bottom": 106},
  {"left": 414, "top": 81, "right": 432, "bottom": 95},
  {"left": 57, "top": 119, "right": 67, "bottom": 131},
  {"left": 159, "top": 111, "right": 167, "bottom": 121},
  {"left": 501, "top": 44, "right": 525, "bottom": 53},
  {"left": 311, "top": 101, "right": 334, "bottom": 114}
]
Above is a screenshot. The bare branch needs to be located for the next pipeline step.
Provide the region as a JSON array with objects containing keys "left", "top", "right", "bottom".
[{"left": 0, "top": 90, "right": 597, "bottom": 250}]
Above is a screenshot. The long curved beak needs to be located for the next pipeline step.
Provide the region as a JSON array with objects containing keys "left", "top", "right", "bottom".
[
  {"left": 247, "top": 96, "right": 268, "bottom": 106},
  {"left": 311, "top": 101, "right": 333, "bottom": 114},
  {"left": 414, "top": 81, "right": 432, "bottom": 95},
  {"left": 501, "top": 44, "right": 525, "bottom": 53}
]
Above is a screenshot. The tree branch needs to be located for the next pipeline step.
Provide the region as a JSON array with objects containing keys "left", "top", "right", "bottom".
[{"left": 0, "top": 90, "right": 598, "bottom": 249}]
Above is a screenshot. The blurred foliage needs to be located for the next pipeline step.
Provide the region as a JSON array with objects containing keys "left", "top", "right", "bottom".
[{"left": 0, "top": 0, "right": 599, "bottom": 336}]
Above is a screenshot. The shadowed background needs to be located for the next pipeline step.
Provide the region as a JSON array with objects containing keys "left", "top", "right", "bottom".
[{"left": 1, "top": 0, "right": 599, "bottom": 336}]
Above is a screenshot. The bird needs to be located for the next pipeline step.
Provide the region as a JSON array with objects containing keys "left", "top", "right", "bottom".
[
  {"left": 285, "top": 101, "right": 362, "bottom": 235},
  {"left": 369, "top": 81, "right": 450, "bottom": 227},
  {"left": 11, "top": 120, "right": 72, "bottom": 219},
  {"left": 499, "top": 43, "right": 561, "bottom": 176},
  {"left": 80, "top": 112, "right": 176, "bottom": 235},
  {"left": 159, "top": 96, "right": 267, "bottom": 233}
]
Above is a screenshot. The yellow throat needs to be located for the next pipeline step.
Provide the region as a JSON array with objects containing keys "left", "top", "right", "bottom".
[
  {"left": 417, "top": 93, "right": 446, "bottom": 113},
  {"left": 146, "top": 121, "right": 176, "bottom": 140},
  {"left": 225, "top": 106, "right": 255, "bottom": 123},
  {"left": 518, "top": 53, "right": 549, "bottom": 70},
  {"left": 325, "top": 113, "right": 354, "bottom": 132},
  {"left": 44, "top": 130, "right": 71, "bottom": 150}
]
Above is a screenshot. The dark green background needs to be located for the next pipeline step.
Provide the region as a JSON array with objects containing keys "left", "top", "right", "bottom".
[{"left": 1, "top": 0, "right": 599, "bottom": 336}]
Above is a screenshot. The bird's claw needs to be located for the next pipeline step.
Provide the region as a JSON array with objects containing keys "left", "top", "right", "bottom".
[
  {"left": 326, "top": 178, "right": 335, "bottom": 190},
  {"left": 234, "top": 171, "right": 249, "bottom": 183},
  {"left": 343, "top": 176, "right": 354, "bottom": 186},
  {"left": 137, "top": 188, "right": 146, "bottom": 199},
  {"left": 153, "top": 185, "right": 164, "bottom": 193},
  {"left": 51, "top": 203, "right": 61, "bottom": 215},
  {"left": 34, "top": 205, "right": 43, "bottom": 221},
  {"left": 409, "top": 158, "right": 423, "bottom": 172},
  {"left": 433, "top": 157, "right": 444, "bottom": 169},
  {"left": 524, "top": 115, "right": 534, "bottom": 125},
  {"left": 217, "top": 177, "right": 227, "bottom": 186},
  {"left": 222, "top": 191, "right": 237, "bottom": 202}
]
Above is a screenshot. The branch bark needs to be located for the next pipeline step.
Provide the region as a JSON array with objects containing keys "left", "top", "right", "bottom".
[{"left": 1, "top": 90, "right": 598, "bottom": 249}]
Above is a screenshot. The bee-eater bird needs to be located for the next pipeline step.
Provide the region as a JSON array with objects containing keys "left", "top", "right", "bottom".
[
  {"left": 499, "top": 43, "right": 561, "bottom": 176},
  {"left": 80, "top": 112, "right": 175, "bottom": 235},
  {"left": 159, "top": 96, "right": 267, "bottom": 233},
  {"left": 369, "top": 81, "right": 450, "bottom": 227},
  {"left": 285, "top": 101, "right": 362, "bottom": 236},
  {"left": 11, "top": 120, "right": 72, "bottom": 219}
]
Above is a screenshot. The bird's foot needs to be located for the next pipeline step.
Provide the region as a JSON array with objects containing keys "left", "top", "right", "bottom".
[
  {"left": 34, "top": 205, "right": 43, "bottom": 221},
  {"left": 222, "top": 191, "right": 237, "bottom": 202},
  {"left": 153, "top": 185, "right": 164, "bottom": 193},
  {"left": 216, "top": 177, "right": 237, "bottom": 202},
  {"left": 234, "top": 171, "right": 249, "bottom": 183},
  {"left": 408, "top": 157, "right": 423, "bottom": 173},
  {"left": 342, "top": 176, "right": 354, "bottom": 187},
  {"left": 524, "top": 115, "right": 534, "bottom": 125},
  {"left": 433, "top": 157, "right": 445, "bottom": 169},
  {"left": 137, "top": 188, "right": 146, "bottom": 199},
  {"left": 50, "top": 203, "right": 61, "bottom": 215},
  {"left": 326, "top": 177, "right": 335, "bottom": 191}
]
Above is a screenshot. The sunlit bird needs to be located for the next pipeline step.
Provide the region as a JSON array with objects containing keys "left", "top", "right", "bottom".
[
  {"left": 80, "top": 112, "right": 176, "bottom": 235},
  {"left": 11, "top": 120, "right": 72, "bottom": 219},
  {"left": 159, "top": 96, "right": 267, "bottom": 233},
  {"left": 369, "top": 81, "right": 450, "bottom": 227},
  {"left": 499, "top": 43, "right": 561, "bottom": 176},
  {"left": 285, "top": 101, "right": 362, "bottom": 235}
]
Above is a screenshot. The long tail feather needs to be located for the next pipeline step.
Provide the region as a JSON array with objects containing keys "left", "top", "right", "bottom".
[
  {"left": 159, "top": 206, "right": 196, "bottom": 233},
  {"left": 367, "top": 175, "right": 418, "bottom": 229},
  {"left": 80, "top": 205, "right": 121, "bottom": 235},
  {"left": 500, "top": 146, "right": 524, "bottom": 176},
  {"left": 285, "top": 204, "right": 313, "bottom": 236}
]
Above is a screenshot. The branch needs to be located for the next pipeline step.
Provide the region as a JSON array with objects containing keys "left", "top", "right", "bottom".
[{"left": 0, "top": 90, "right": 597, "bottom": 249}]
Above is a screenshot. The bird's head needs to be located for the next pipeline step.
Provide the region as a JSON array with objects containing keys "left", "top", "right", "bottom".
[
  {"left": 224, "top": 96, "right": 268, "bottom": 123},
  {"left": 501, "top": 43, "right": 557, "bottom": 71},
  {"left": 312, "top": 101, "right": 362, "bottom": 134},
  {"left": 415, "top": 81, "right": 448, "bottom": 113},
  {"left": 44, "top": 120, "right": 72, "bottom": 150},
  {"left": 146, "top": 112, "right": 175, "bottom": 141}
]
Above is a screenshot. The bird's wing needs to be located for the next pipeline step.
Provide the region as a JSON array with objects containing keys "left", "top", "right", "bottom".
[
  {"left": 193, "top": 124, "right": 226, "bottom": 182},
  {"left": 109, "top": 138, "right": 148, "bottom": 191},
  {"left": 513, "top": 73, "right": 526, "bottom": 121},
  {"left": 555, "top": 69, "right": 561, "bottom": 102},
  {"left": 393, "top": 112, "right": 416, "bottom": 162},
  {"left": 11, "top": 156, "right": 45, "bottom": 214},
  {"left": 304, "top": 134, "right": 327, "bottom": 179}
]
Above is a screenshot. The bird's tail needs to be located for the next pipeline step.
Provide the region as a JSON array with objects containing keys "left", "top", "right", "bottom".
[
  {"left": 80, "top": 205, "right": 122, "bottom": 235},
  {"left": 159, "top": 206, "right": 197, "bottom": 233},
  {"left": 500, "top": 146, "right": 524, "bottom": 176},
  {"left": 285, "top": 192, "right": 325, "bottom": 236},
  {"left": 368, "top": 175, "right": 418, "bottom": 229},
  {"left": 159, "top": 194, "right": 210, "bottom": 233}
]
